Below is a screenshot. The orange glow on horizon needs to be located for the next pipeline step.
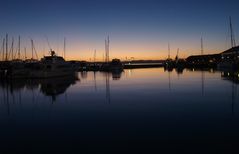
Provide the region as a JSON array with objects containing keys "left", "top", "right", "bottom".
[{"left": 6, "top": 37, "right": 225, "bottom": 61}]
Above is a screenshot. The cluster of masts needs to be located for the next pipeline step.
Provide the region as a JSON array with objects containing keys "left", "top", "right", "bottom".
[
  {"left": 0, "top": 17, "right": 236, "bottom": 63},
  {"left": 105, "top": 36, "right": 110, "bottom": 63},
  {"left": 0, "top": 34, "right": 39, "bottom": 62}
]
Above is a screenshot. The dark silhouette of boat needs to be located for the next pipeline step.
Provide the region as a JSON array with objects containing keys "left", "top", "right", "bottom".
[{"left": 29, "top": 50, "right": 76, "bottom": 78}]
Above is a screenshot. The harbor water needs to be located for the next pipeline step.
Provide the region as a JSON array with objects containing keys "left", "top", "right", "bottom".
[{"left": 0, "top": 68, "right": 238, "bottom": 153}]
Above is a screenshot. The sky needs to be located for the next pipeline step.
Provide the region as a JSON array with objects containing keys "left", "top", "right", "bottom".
[{"left": 0, "top": 0, "right": 239, "bottom": 61}]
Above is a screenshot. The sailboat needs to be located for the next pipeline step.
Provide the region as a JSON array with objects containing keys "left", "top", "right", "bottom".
[
  {"left": 217, "top": 17, "right": 239, "bottom": 70},
  {"left": 100, "top": 36, "right": 123, "bottom": 72},
  {"left": 163, "top": 43, "right": 174, "bottom": 71}
]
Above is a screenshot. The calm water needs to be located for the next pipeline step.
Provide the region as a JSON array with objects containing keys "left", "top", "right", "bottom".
[{"left": 0, "top": 68, "right": 239, "bottom": 153}]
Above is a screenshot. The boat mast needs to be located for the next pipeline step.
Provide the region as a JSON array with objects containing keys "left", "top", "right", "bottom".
[
  {"left": 2, "top": 39, "right": 5, "bottom": 61},
  {"left": 94, "top": 49, "right": 96, "bottom": 63},
  {"left": 105, "top": 39, "right": 107, "bottom": 62},
  {"left": 5, "top": 34, "right": 8, "bottom": 61},
  {"left": 107, "top": 36, "right": 110, "bottom": 63},
  {"left": 24, "top": 47, "right": 27, "bottom": 60},
  {"left": 63, "top": 37, "right": 66, "bottom": 59},
  {"left": 11, "top": 37, "right": 14, "bottom": 60},
  {"left": 176, "top": 48, "right": 179, "bottom": 62},
  {"left": 201, "top": 37, "right": 204, "bottom": 55},
  {"left": 229, "top": 16, "right": 236, "bottom": 48},
  {"left": 168, "top": 43, "right": 170, "bottom": 59},
  {"left": 18, "top": 36, "right": 21, "bottom": 59},
  {"left": 31, "top": 39, "right": 34, "bottom": 60},
  {"left": 105, "top": 36, "right": 110, "bottom": 63}
]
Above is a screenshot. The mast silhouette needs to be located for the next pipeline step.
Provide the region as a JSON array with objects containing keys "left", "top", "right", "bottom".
[
  {"left": 229, "top": 16, "right": 236, "bottom": 48},
  {"left": 64, "top": 37, "right": 66, "bottom": 59},
  {"left": 94, "top": 49, "right": 96, "bottom": 63},
  {"left": 201, "top": 37, "right": 204, "bottom": 55},
  {"left": 105, "top": 36, "right": 110, "bottom": 63},
  {"left": 24, "top": 47, "right": 27, "bottom": 60},
  {"left": 11, "top": 37, "right": 14, "bottom": 60},
  {"left": 5, "top": 34, "right": 8, "bottom": 61},
  {"left": 18, "top": 36, "right": 21, "bottom": 59},
  {"left": 168, "top": 43, "right": 170, "bottom": 59}
]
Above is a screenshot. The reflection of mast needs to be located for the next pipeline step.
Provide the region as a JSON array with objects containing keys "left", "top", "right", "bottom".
[
  {"left": 105, "top": 73, "right": 111, "bottom": 103},
  {"left": 201, "top": 71, "right": 205, "bottom": 96},
  {"left": 4, "top": 81, "right": 10, "bottom": 115},
  {"left": 94, "top": 71, "right": 97, "bottom": 91},
  {"left": 231, "top": 79, "right": 236, "bottom": 116},
  {"left": 168, "top": 71, "right": 171, "bottom": 91}
]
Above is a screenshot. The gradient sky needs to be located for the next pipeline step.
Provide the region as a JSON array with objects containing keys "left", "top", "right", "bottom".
[{"left": 0, "top": 0, "right": 239, "bottom": 60}]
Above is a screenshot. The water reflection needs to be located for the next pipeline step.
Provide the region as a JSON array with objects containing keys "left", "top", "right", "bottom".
[
  {"left": 221, "top": 71, "right": 239, "bottom": 115},
  {"left": 221, "top": 71, "right": 239, "bottom": 84},
  {"left": 0, "top": 75, "right": 79, "bottom": 103},
  {"left": 40, "top": 76, "right": 79, "bottom": 101},
  {"left": 0, "top": 68, "right": 239, "bottom": 153},
  {"left": 163, "top": 68, "right": 239, "bottom": 116}
]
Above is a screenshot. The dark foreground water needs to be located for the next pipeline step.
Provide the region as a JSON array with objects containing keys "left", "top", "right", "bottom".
[{"left": 0, "top": 68, "right": 239, "bottom": 153}]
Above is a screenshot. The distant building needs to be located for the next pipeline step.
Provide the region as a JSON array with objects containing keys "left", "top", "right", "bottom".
[
  {"left": 186, "top": 54, "right": 221, "bottom": 67},
  {"left": 186, "top": 46, "right": 239, "bottom": 67},
  {"left": 221, "top": 46, "right": 239, "bottom": 61}
]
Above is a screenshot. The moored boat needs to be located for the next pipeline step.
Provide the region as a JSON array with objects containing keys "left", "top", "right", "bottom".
[{"left": 29, "top": 50, "right": 76, "bottom": 78}]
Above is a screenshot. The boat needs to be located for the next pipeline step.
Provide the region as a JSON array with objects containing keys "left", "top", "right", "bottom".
[
  {"left": 217, "top": 17, "right": 239, "bottom": 71},
  {"left": 29, "top": 50, "right": 76, "bottom": 78}
]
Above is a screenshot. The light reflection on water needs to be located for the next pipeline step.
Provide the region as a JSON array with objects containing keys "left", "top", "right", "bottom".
[{"left": 0, "top": 68, "right": 238, "bottom": 152}]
